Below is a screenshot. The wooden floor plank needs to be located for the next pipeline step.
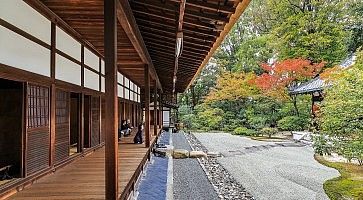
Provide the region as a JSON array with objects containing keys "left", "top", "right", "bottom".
[{"left": 7, "top": 132, "right": 158, "bottom": 200}]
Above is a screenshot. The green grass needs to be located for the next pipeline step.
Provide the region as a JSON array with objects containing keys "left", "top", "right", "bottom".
[{"left": 315, "top": 154, "right": 363, "bottom": 200}]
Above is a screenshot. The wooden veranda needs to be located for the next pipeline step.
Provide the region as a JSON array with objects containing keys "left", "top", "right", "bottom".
[
  {"left": 6, "top": 132, "right": 158, "bottom": 200},
  {"left": 0, "top": 0, "right": 251, "bottom": 199}
]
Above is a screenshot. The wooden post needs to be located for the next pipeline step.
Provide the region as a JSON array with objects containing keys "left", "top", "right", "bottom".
[
  {"left": 160, "top": 93, "right": 163, "bottom": 129},
  {"left": 154, "top": 83, "right": 157, "bottom": 136},
  {"left": 49, "top": 22, "right": 56, "bottom": 167},
  {"left": 104, "top": 0, "right": 118, "bottom": 199},
  {"left": 144, "top": 65, "right": 150, "bottom": 148},
  {"left": 159, "top": 91, "right": 162, "bottom": 130},
  {"left": 50, "top": 84, "right": 56, "bottom": 167}
]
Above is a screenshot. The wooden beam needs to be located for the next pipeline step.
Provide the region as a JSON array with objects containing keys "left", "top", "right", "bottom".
[
  {"left": 169, "top": 0, "right": 235, "bottom": 14},
  {"left": 116, "top": 0, "right": 162, "bottom": 91},
  {"left": 117, "top": 60, "right": 144, "bottom": 65},
  {"left": 131, "top": 0, "right": 228, "bottom": 23},
  {"left": 144, "top": 65, "right": 150, "bottom": 147},
  {"left": 140, "top": 30, "right": 212, "bottom": 48},
  {"left": 133, "top": 9, "right": 220, "bottom": 31},
  {"left": 148, "top": 49, "right": 203, "bottom": 62},
  {"left": 149, "top": 53, "right": 201, "bottom": 66},
  {"left": 104, "top": 0, "right": 118, "bottom": 199},
  {"left": 145, "top": 41, "right": 207, "bottom": 56},
  {"left": 137, "top": 23, "right": 217, "bottom": 40},
  {"left": 141, "top": 35, "right": 210, "bottom": 52}
]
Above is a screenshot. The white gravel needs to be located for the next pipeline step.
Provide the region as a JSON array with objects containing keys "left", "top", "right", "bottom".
[{"left": 194, "top": 132, "right": 340, "bottom": 200}]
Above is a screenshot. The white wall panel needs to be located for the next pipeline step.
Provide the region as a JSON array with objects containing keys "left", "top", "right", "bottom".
[
  {"left": 84, "top": 68, "right": 99, "bottom": 91},
  {"left": 84, "top": 48, "right": 99, "bottom": 71},
  {"left": 118, "top": 85, "right": 123, "bottom": 98},
  {"left": 125, "top": 88, "right": 129, "bottom": 100},
  {"left": 125, "top": 77, "right": 130, "bottom": 88},
  {"left": 101, "top": 60, "right": 105, "bottom": 75},
  {"left": 163, "top": 111, "right": 170, "bottom": 126},
  {"left": 130, "top": 82, "right": 134, "bottom": 91},
  {"left": 0, "top": 0, "right": 50, "bottom": 44},
  {"left": 56, "top": 54, "right": 81, "bottom": 85},
  {"left": 0, "top": 26, "right": 50, "bottom": 76},
  {"left": 117, "top": 72, "right": 124, "bottom": 85},
  {"left": 101, "top": 77, "right": 105, "bottom": 93},
  {"left": 56, "top": 27, "right": 81, "bottom": 61}
]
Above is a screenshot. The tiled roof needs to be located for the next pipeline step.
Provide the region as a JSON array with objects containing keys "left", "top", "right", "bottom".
[{"left": 288, "top": 77, "right": 325, "bottom": 95}]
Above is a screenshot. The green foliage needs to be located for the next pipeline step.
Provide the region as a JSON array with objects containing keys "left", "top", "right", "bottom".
[
  {"left": 278, "top": 116, "right": 308, "bottom": 131},
  {"left": 195, "top": 105, "right": 224, "bottom": 131},
  {"left": 318, "top": 60, "right": 363, "bottom": 163},
  {"left": 320, "top": 66, "right": 363, "bottom": 139},
  {"left": 234, "top": 35, "right": 273, "bottom": 74},
  {"left": 342, "top": 141, "right": 363, "bottom": 165},
  {"left": 233, "top": 127, "right": 257, "bottom": 136},
  {"left": 313, "top": 135, "right": 333, "bottom": 155},
  {"left": 247, "top": 116, "right": 267, "bottom": 130},
  {"left": 260, "top": 127, "right": 278, "bottom": 138},
  {"left": 269, "top": 0, "right": 350, "bottom": 66}
]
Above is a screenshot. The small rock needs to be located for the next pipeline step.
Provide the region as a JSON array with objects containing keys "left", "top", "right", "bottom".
[
  {"left": 189, "top": 151, "right": 208, "bottom": 159},
  {"left": 207, "top": 152, "right": 221, "bottom": 158},
  {"left": 172, "top": 149, "right": 189, "bottom": 159}
]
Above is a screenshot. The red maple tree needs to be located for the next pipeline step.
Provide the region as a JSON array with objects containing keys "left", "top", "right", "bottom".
[{"left": 253, "top": 58, "right": 325, "bottom": 100}]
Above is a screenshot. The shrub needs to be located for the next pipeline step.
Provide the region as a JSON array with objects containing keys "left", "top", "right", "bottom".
[
  {"left": 342, "top": 141, "right": 363, "bottom": 165},
  {"left": 312, "top": 135, "right": 333, "bottom": 155},
  {"left": 197, "top": 107, "right": 224, "bottom": 131},
  {"left": 233, "top": 127, "right": 256, "bottom": 136},
  {"left": 277, "top": 116, "right": 308, "bottom": 131},
  {"left": 318, "top": 63, "right": 363, "bottom": 162},
  {"left": 248, "top": 116, "right": 267, "bottom": 130},
  {"left": 260, "top": 127, "right": 278, "bottom": 138}
]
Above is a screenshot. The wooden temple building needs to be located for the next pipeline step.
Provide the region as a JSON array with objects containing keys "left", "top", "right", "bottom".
[{"left": 0, "top": 0, "right": 250, "bottom": 199}]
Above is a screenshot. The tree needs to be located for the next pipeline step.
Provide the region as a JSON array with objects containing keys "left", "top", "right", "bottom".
[
  {"left": 253, "top": 58, "right": 324, "bottom": 115},
  {"left": 269, "top": 0, "right": 350, "bottom": 66},
  {"left": 319, "top": 53, "right": 363, "bottom": 164},
  {"left": 206, "top": 72, "right": 259, "bottom": 102}
]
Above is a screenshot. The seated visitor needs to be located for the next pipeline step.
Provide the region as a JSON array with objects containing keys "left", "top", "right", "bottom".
[
  {"left": 119, "top": 120, "right": 130, "bottom": 138},
  {"left": 133, "top": 124, "right": 143, "bottom": 144},
  {"left": 124, "top": 119, "right": 133, "bottom": 136}
]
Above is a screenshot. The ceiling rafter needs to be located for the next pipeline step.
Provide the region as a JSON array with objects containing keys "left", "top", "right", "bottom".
[{"left": 130, "top": 0, "right": 228, "bottom": 23}]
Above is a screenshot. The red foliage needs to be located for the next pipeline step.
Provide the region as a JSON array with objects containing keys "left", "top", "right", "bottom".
[{"left": 253, "top": 58, "right": 325, "bottom": 98}]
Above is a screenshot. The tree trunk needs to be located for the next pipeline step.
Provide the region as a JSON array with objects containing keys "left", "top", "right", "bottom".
[
  {"left": 292, "top": 95, "right": 300, "bottom": 116},
  {"left": 191, "top": 85, "right": 196, "bottom": 110}
]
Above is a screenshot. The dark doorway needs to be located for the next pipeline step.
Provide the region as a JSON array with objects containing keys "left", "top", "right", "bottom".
[
  {"left": 0, "top": 78, "right": 24, "bottom": 183},
  {"left": 70, "top": 93, "right": 81, "bottom": 155},
  {"left": 83, "top": 95, "right": 91, "bottom": 148}
]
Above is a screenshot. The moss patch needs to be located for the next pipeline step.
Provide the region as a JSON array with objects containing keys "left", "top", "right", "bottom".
[{"left": 315, "top": 154, "right": 363, "bottom": 200}]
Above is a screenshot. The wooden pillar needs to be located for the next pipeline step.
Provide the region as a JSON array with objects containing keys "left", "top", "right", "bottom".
[
  {"left": 160, "top": 93, "right": 163, "bottom": 128},
  {"left": 154, "top": 83, "right": 158, "bottom": 136},
  {"left": 49, "top": 22, "right": 56, "bottom": 167},
  {"left": 104, "top": 0, "right": 118, "bottom": 199},
  {"left": 50, "top": 85, "right": 56, "bottom": 167},
  {"left": 144, "top": 65, "right": 150, "bottom": 148},
  {"left": 159, "top": 91, "right": 162, "bottom": 129}
]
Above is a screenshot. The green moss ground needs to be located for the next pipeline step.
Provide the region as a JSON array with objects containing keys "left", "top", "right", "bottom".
[{"left": 315, "top": 154, "right": 363, "bottom": 200}]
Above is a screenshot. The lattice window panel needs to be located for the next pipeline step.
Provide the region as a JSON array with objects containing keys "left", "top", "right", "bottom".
[{"left": 27, "top": 85, "right": 49, "bottom": 128}]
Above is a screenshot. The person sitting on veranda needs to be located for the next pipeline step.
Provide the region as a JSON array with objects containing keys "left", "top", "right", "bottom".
[
  {"left": 133, "top": 124, "right": 143, "bottom": 144},
  {"left": 119, "top": 120, "right": 130, "bottom": 138},
  {"left": 124, "top": 119, "right": 133, "bottom": 136}
]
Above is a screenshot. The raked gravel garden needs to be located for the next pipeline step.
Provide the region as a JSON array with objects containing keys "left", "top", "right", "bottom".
[{"left": 181, "top": 131, "right": 340, "bottom": 200}]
